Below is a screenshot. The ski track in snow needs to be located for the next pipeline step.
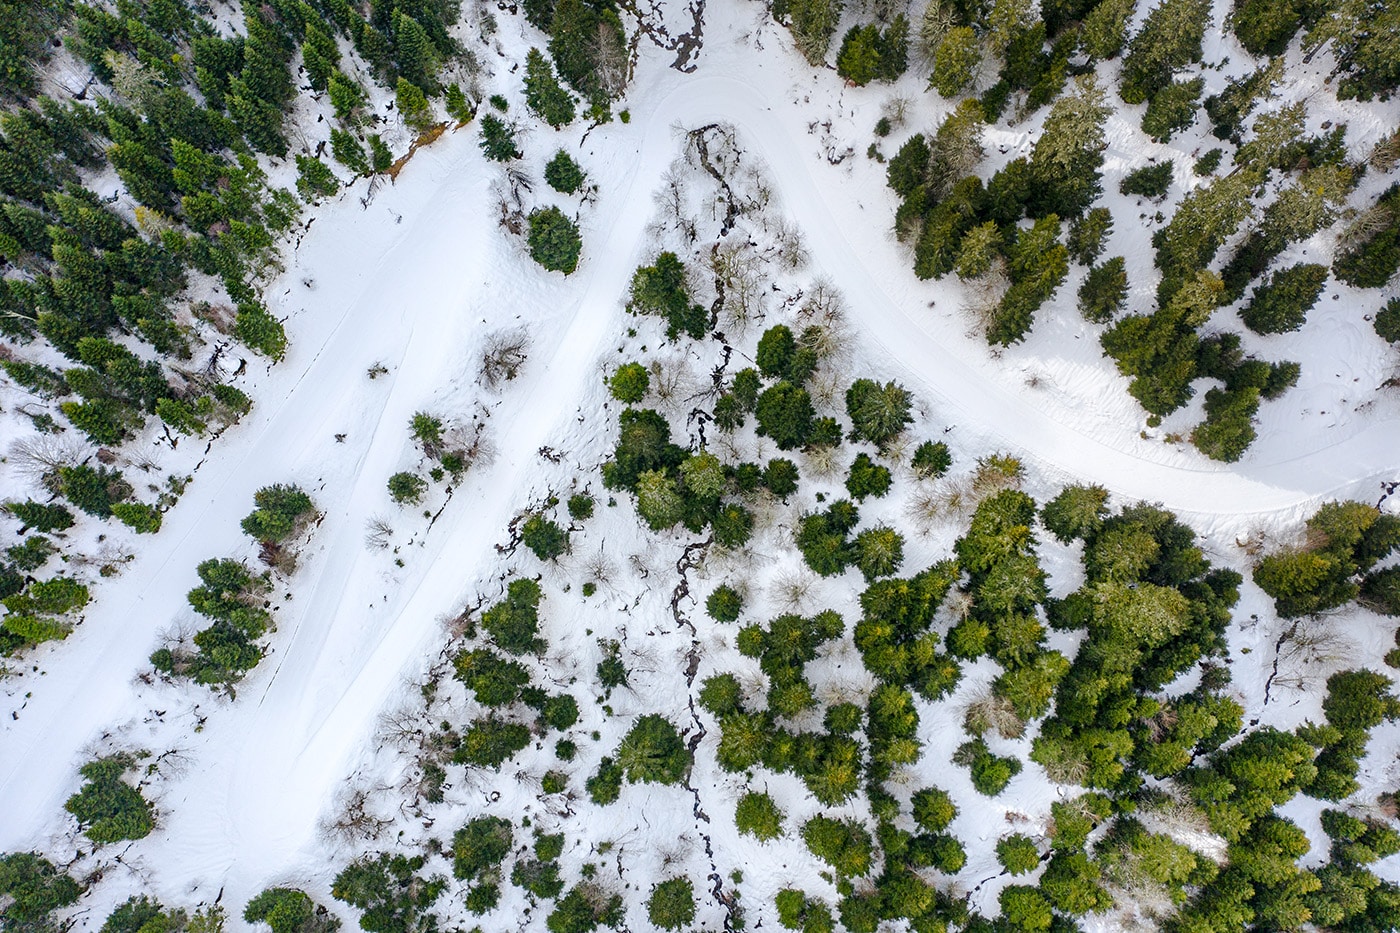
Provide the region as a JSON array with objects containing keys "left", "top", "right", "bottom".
[{"left": 1, "top": 21, "right": 1397, "bottom": 909}]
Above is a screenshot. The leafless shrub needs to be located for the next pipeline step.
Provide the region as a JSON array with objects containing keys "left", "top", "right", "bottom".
[
  {"left": 192, "top": 301, "right": 236, "bottom": 334},
  {"left": 126, "top": 448, "right": 163, "bottom": 473},
  {"left": 450, "top": 422, "right": 496, "bottom": 471},
  {"left": 1140, "top": 794, "right": 1217, "bottom": 842},
  {"left": 798, "top": 278, "right": 847, "bottom": 329},
  {"left": 376, "top": 705, "right": 425, "bottom": 751},
  {"left": 153, "top": 619, "right": 199, "bottom": 657},
  {"left": 972, "top": 453, "right": 1025, "bottom": 495},
  {"left": 590, "top": 21, "right": 629, "bottom": 97},
  {"left": 882, "top": 434, "right": 911, "bottom": 465},
  {"left": 648, "top": 358, "right": 693, "bottom": 408},
  {"left": 710, "top": 432, "right": 748, "bottom": 466},
  {"left": 803, "top": 444, "right": 841, "bottom": 478},
  {"left": 480, "top": 330, "right": 530, "bottom": 388},
  {"left": 320, "top": 785, "right": 395, "bottom": 845},
  {"left": 653, "top": 164, "right": 691, "bottom": 233},
  {"left": 629, "top": 550, "right": 655, "bottom": 580},
  {"left": 880, "top": 95, "right": 910, "bottom": 129},
  {"left": 1234, "top": 529, "right": 1267, "bottom": 557},
  {"left": 964, "top": 688, "right": 1025, "bottom": 739},
  {"left": 797, "top": 319, "right": 849, "bottom": 367},
  {"left": 1275, "top": 617, "right": 1349, "bottom": 673},
  {"left": 73, "top": 542, "right": 136, "bottom": 572},
  {"left": 9, "top": 435, "right": 90, "bottom": 485},
  {"left": 260, "top": 540, "right": 299, "bottom": 576},
  {"left": 740, "top": 164, "right": 774, "bottom": 214},
  {"left": 907, "top": 475, "right": 981, "bottom": 527},
  {"left": 809, "top": 372, "right": 843, "bottom": 409},
  {"left": 365, "top": 516, "right": 394, "bottom": 549},
  {"left": 711, "top": 241, "right": 765, "bottom": 336},
  {"left": 773, "top": 568, "right": 816, "bottom": 613},
  {"left": 906, "top": 488, "right": 944, "bottom": 533},
  {"left": 580, "top": 547, "right": 615, "bottom": 589},
  {"left": 1037, "top": 743, "right": 1089, "bottom": 786},
  {"left": 770, "top": 217, "right": 808, "bottom": 270}
]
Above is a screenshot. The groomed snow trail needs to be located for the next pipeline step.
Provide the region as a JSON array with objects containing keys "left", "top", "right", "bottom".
[{"left": 1, "top": 15, "right": 1396, "bottom": 912}]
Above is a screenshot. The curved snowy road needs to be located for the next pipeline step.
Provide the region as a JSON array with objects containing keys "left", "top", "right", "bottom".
[{"left": 0, "top": 24, "right": 1396, "bottom": 910}]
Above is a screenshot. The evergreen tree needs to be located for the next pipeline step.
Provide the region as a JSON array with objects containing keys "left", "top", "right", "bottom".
[
  {"left": 301, "top": 21, "right": 340, "bottom": 91},
  {"left": 837, "top": 25, "right": 883, "bottom": 85},
  {"left": 0, "top": 852, "right": 82, "bottom": 932},
  {"left": 524, "top": 48, "right": 576, "bottom": 128},
  {"left": 932, "top": 27, "right": 980, "bottom": 97},
  {"left": 478, "top": 114, "right": 519, "bottom": 161},
  {"left": 392, "top": 11, "right": 439, "bottom": 92},
  {"left": 756, "top": 382, "right": 816, "bottom": 450},
  {"left": 1240, "top": 263, "right": 1327, "bottom": 334},
  {"left": 784, "top": 0, "right": 844, "bottom": 65},
  {"left": 329, "top": 128, "right": 368, "bottom": 174},
  {"left": 527, "top": 206, "right": 582, "bottom": 274},
  {"left": 1141, "top": 78, "right": 1202, "bottom": 142},
  {"left": 395, "top": 78, "right": 433, "bottom": 133},
  {"left": 545, "top": 150, "right": 586, "bottom": 193},
  {"left": 1028, "top": 74, "right": 1109, "bottom": 218},
  {"left": 1078, "top": 257, "right": 1128, "bottom": 322},
  {"left": 65, "top": 755, "right": 155, "bottom": 844},
  {"left": 328, "top": 71, "right": 367, "bottom": 123},
  {"left": 647, "top": 879, "right": 695, "bottom": 931},
  {"left": 802, "top": 816, "right": 875, "bottom": 877},
  {"left": 1080, "top": 0, "right": 1136, "bottom": 59},
  {"left": 1120, "top": 0, "right": 1212, "bottom": 104},
  {"left": 845, "top": 378, "right": 913, "bottom": 447}
]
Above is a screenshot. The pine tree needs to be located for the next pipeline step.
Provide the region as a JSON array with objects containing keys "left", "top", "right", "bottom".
[
  {"left": 1152, "top": 172, "right": 1254, "bottom": 299},
  {"left": 545, "top": 150, "right": 586, "bottom": 193},
  {"left": 527, "top": 206, "right": 582, "bottom": 274},
  {"left": 444, "top": 83, "right": 474, "bottom": 123},
  {"left": 478, "top": 114, "right": 519, "bottom": 161}
]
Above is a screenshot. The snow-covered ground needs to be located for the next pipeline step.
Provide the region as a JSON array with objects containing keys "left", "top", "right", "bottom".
[{"left": 2, "top": 1, "right": 1398, "bottom": 927}]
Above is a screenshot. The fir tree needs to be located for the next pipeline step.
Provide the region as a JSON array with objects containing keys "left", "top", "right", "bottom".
[
  {"left": 395, "top": 78, "right": 433, "bottom": 133},
  {"left": 523, "top": 48, "right": 576, "bottom": 128}
]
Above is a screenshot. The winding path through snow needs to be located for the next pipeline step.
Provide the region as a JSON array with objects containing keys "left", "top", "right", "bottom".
[{"left": 0, "top": 21, "right": 1395, "bottom": 909}]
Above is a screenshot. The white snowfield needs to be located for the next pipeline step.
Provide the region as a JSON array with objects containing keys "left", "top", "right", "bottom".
[{"left": 1, "top": 14, "right": 1396, "bottom": 917}]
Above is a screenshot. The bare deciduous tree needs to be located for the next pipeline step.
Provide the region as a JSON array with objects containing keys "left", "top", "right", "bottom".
[
  {"left": 590, "top": 22, "right": 629, "bottom": 97},
  {"left": 9, "top": 435, "right": 90, "bottom": 485}
]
